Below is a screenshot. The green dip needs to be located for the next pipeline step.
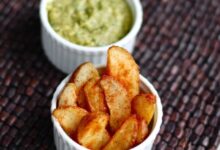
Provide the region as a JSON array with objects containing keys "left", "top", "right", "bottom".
[{"left": 47, "top": 0, "right": 133, "bottom": 46}]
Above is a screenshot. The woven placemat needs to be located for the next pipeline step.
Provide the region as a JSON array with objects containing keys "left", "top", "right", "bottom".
[{"left": 0, "top": 0, "right": 220, "bottom": 149}]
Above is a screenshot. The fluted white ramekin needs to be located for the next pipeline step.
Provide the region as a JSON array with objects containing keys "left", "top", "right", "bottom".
[
  {"left": 40, "top": 0, "right": 143, "bottom": 73},
  {"left": 51, "top": 68, "right": 163, "bottom": 150}
]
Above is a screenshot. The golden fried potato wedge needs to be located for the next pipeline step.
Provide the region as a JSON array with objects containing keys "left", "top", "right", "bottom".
[
  {"left": 69, "top": 62, "right": 100, "bottom": 92},
  {"left": 103, "top": 115, "right": 138, "bottom": 150},
  {"left": 132, "top": 93, "right": 156, "bottom": 124},
  {"left": 84, "top": 78, "right": 107, "bottom": 112},
  {"left": 136, "top": 117, "right": 149, "bottom": 144},
  {"left": 53, "top": 107, "right": 88, "bottom": 136},
  {"left": 100, "top": 76, "right": 131, "bottom": 132},
  {"left": 78, "top": 112, "right": 109, "bottom": 130},
  {"left": 69, "top": 62, "right": 99, "bottom": 108},
  {"left": 77, "top": 112, "right": 110, "bottom": 150},
  {"left": 58, "top": 83, "right": 77, "bottom": 107},
  {"left": 106, "top": 46, "right": 139, "bottom": 100}
]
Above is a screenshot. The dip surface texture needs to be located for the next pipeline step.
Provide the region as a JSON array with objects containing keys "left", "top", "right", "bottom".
[{"left": 47, "top": 0, "right": 133, "bottom": 46}]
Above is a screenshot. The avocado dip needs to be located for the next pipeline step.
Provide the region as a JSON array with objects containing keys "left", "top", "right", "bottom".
[{"left": 47, "top": 0, "right": 133, "bottom": 46}]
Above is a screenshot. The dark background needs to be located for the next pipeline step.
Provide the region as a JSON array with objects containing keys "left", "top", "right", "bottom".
[{"left": 0, "top": 0, "right": 220, "bottom": 149}]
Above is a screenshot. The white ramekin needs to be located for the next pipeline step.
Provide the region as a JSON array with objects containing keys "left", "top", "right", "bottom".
[
  {"left": 51, "top": 69, "right": 163, "bottom": 150},
  {"left": 40, "top": 0, "right": 143, "bottom": 73}
]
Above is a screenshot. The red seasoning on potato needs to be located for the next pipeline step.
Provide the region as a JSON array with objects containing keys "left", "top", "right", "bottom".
[
  {"left": 53, "top": 106, "right": 88, "bottom": 136},
  {"left": 58, "top": 83, "right": 77, "bottom": 107},
  {"left": 69, "top": 62, "right": 100, "bottom": 108},
  {"left": 100, "top": 75, "right": 131, "bottom": 132},
  {"left": 132, "top": 93, "right": 156, "bottom": 125},
  {"left": 84, "top": 77, "right": 107, "bottom": 113},
  {"left": 103, "top": 115, "right": 138, "bottom": 150},
  {"left": 106, "top": 46, "right": 140, "bottom": 101},
  {"left": 77, "top": 112, "right": 110, "bottom": 150}
]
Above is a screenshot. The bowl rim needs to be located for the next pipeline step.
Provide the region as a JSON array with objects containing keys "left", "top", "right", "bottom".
[
  {"left": 39, "top": 0, "right": 143, "bottom": 52},
  {"left": 51, "top": 69, "right": 163, "bottom": 150}
]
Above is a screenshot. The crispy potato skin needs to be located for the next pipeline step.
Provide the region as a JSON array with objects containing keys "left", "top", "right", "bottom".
[
  {"left": 58, "top": 83, "right": 77, "bottom": 107},
  {"left": 84, "top": 78, "right": 107, "bottom": 112},
  {"left": 103, "top": 115, "right": 138, "bottom": 150},
  {"left": 100, "top": 75, "right": 131, "bottom": 132},
  {"left": 136, "top": 117, "right": 149, "bottom": 144},
  {"left": 53, "top": 106, "right": 88, "bottom": 136},
  {"left": 68, "top": 62, "right": 100, "bottom": 109},
  {"left": 77, "top": 112, "right": 110, "bottom": 150},
  {"left": 106, "top": 46, "right": 139, "bottom": 101},
  {"left": 69, "top": 62, "right": 99, "bottom": 91},
  {"left": 132, "top": 93, "right": 156, "bottom": 124}
]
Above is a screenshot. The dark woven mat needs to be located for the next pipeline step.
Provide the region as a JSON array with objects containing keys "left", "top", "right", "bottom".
[{"left": 0, "top": 0, "right": 220, "bottom": 149}]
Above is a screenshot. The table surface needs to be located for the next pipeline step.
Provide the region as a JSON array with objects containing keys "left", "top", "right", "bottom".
[{"left": 0, "top": 0, "right": 220, "bottom": 149}]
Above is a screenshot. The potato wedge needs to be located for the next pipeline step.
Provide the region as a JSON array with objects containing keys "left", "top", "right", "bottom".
[
  {"left": 77, "top": 88, "right": 88, "bottom": 109},
  {"left": 100, "top": 76, "right": 131, "bottom": 132},
  {"left": 84, "top": 78, "right": 107, "bottom": 112},
  {"left": 69, "top": 62, "right": 99, "bottom": 108},
  {"left": 132, "top": 93, "right": 156, "bottom": 124},
  {"left": 77, "top": 112, "right": 110, "bottom": 150},
  {"left": 106, "top": 46, "right": 139, "bottom": 100},
  {"left": 103, "top": 115, "right": 138, "bottom": 150},
  {"left": 136, "top": 117, "right": 149, "bottom": 144},
  {"left": 69, "top": 62, "right": 100, "bottom": 92},
  {"left": 53, "top": 107, "right": 88, "bottom": 136},
  {"left": 58, "top": 83, "right": 77, "bottom": 107}
]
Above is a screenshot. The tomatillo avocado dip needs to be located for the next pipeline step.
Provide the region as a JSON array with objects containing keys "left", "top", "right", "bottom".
[{"left": 47, "top": 0, "right": 133, "bottom": 46}]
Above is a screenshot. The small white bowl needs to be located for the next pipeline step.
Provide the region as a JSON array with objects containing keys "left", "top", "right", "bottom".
[
  {"left": 51, "top": 69, "right": 163, "bottom": 150},
  {"left": 40, "top": 0, "right": 143, "bottom": 73}
]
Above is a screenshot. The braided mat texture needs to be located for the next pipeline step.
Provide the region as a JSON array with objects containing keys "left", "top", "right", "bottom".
[{"left": 0, "top": 0, "right": 220, "bottom": 149}]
